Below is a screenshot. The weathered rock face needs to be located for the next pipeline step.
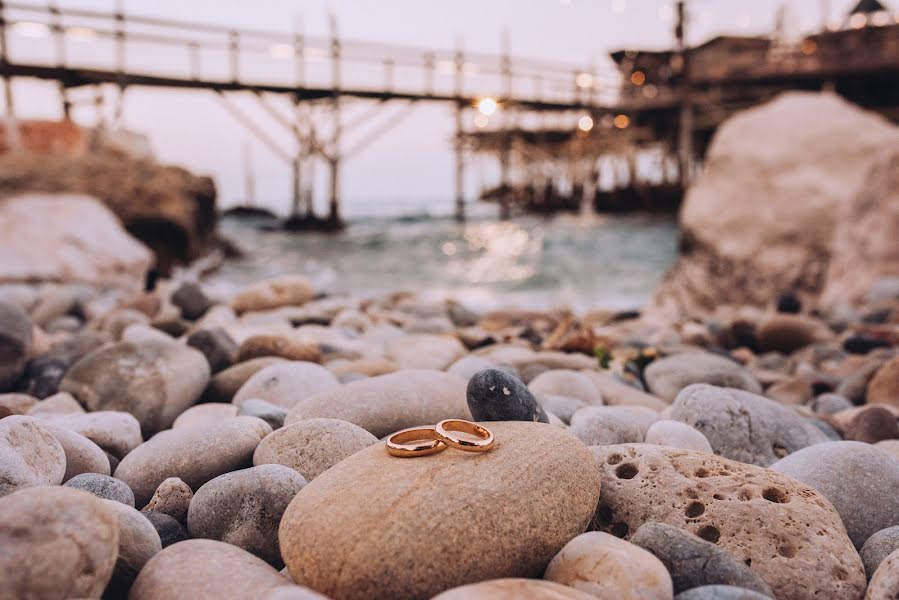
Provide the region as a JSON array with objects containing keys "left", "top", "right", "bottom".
[
  {"left": 649, "top": 92, "right": 899, "bottom": 319},
  {"left": 0, "top": 193, "right": 153, "bottom": 290},
  {"left": 0, "top": 486, "right": 120, "bottom": 599},
  {"left": 589, "top": 444, "right": 865, "bottom": 600},
  {"left": 61, "top": 339, "right": 210, "bottom": 437},
  {"left": 279, "top": 422, "right": 600, "bottom": 600}
]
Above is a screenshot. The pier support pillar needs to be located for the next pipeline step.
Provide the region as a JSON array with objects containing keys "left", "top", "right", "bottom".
[
  {"left": 454, "top": 104, "right": 465, "bottom": 221},
  {"left": 328, "top": 157, "right": 341, "bottom": 225}
]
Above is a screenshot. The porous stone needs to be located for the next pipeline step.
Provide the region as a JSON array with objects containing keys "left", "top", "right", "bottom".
[
  {"left": 630, "top": 522, "right": 773, "bottom": 596},
  {"left": 590, "top": 444, "right": 865, "bottom": 600},
  {"left": 115, "top": 416, "right": 271, "bottom": 506},
  {"left": 39, "top": 410, "right": 143, "bottom": 459},
  {"left": 544, "top": 531, "right": 673, "bottom": 600},
  {"left": 867, "top": 547, "right": 899, "bottom": 600},
  {"left": 142, "top": 511, "right": 188, "bottom": 548},
  {"left": 0, "top": 300, "right": 32, "bottom": 391},
  {"left": 284, "top": 369, "right": 469, "bottom": 438},
  {"left": 39, "top": 419, "right": 110, "bottom": 481},
  {"left": 101, "top": 498, "right": 162, "bottom": 597},
  {"left": 187, "top": 464, "right": 307, "bottom": 567},
  {"left": 237, "top": 335, "right": 322, "bottom": 363},
  {"left": 231, "top": 275, "right": 315, "bottom": 314},
  {"left": 64, "top": 473, "right": 135, "bottom": 506},
  {"left": 60, "top": 339, "right": 210, "bottom": 436},
  {"left": 385, "top": 334, "right": 466, "bottom": 370},
  {"left": 529, "top": 369, "right": 603, "bottom": 405},
  {"left": 433, "top": 579, "right": 596, "bottom": 600},
  {"left": 254, "top": 417, "right": 378, "bottom": 480},
  {"left": 130, "top": 539, "right": 289, "bottom": 600},
  {"left": 644, "top": 353, "right": 761, "bottom": 402},
  {"left": 0, "top": 415, "right": 66, "bottom": 496},
  {"left": 756, "top": 314, "right": 824, "bottom": 354},
  {"left": 172, "top": 402, "right": 239, "bottom": 429},
  {"left": 142, "top": 477, "right": 193, "bottom": 523},
  {"left": 771, "top": 441, "right": 899, "bottom": 548},
  {"left": 844, "top": 405, "right": 899, "bottom": 443},
  {"left": 674, "top": 586, "right": 773, "bottom": 600},
  {"left": 279, "top": 422, "right": 600, "bottom": 600},
  {"left": 203, "top": 356, "right": 286, "bottom": 402},
  {"left": 645, "top": 420, "right": 713, "bottom": 453},
  {"left": 0, "top": 486, "right": 119, "bottom": 599},
  {"left": 238, "top": 398, "right": 288, "bottom": 429},
  {"left": 187, "top": 327, "right": 238, "bottom": 373},
  {"left": 466, "top": 368, "right": 549, "bottom": 423},
  {"left": 233, "top": 361, "right": 340, "bottom": 409},
  {"left": 670, "top": 384, "right": 827, "bottom": 466},
  {"left": 569, "top": 405, "right": 657, "bottom": 446},
  {"left": 171, "top": 281, "right": 212, "bottom": 320},
  {"left": 868, "top": 357, "right": 899, "bottom": 408},
  {"left": 861, "top": 526, "right": 899, "bottom": 580}
]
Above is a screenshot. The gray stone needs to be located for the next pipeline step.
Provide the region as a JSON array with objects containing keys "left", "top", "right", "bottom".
[
  {"left": 537, "top": 393, "right": 586, "bottom": 424},
  {"left": 772, "top": 441, "right": 899, "bottom": 548},
  {"left": 187, "top": 464, "right": 307, "bottom": 567},
  {"left": 0, "top": 299, "right": 32, "bottom": 391},
  {"left": 569, "top": 405, "right": 657, "bottom": 446},
  {"left": 141, "top": 477, "right": 193, "bottom": 523},
  {"left": 466, "top": 368, "right": 549, "bottom": 423},
  {"left": 101, "top": 498, "right": 162, "bottom": 597},
  {"left": 645, "top": 353, "right": 761, "bottom": 401},
  {"left": 528, "top": 369, "right": 603, "bottom": 405},
  {"left": 861, "top": 526, "right": 899, "bottom": 580},
  {"left": 674, "top": 586, "right": 773, "bottom": 600},
  {"left": 142, "top": 511, "right": 189, "bottom": 548},
  {"left": 64, "top": 472, "right": 135, "bottom": 506},
  {"left": 239, "top": 397, "right": 288, "bottom": 430},
  {"left": 645, "top": 420, "right": 713, "bottom": 453},
  {"left": 172, "top": 281, "right": 212, "bottom": 320},
  {"left": 0, "top": 415, "right": 66, "bottom": 497},
  {"left": 187, "top": 327, "right": 238, "bottom": 373},
  {"left": 671, "top": 384, "right": 828, "bottom": 466},
  {"left": 631, "top": 522, "right": 773, "bottom": 596}
]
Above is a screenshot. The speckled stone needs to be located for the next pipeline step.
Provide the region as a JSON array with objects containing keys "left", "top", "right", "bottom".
[
  {"left": 432, "top": 579, "right": 596, "bottom": 599},
  {"left": 644, "top": 353, "right": 761, "bottom": 402},
  {"left": 861, "top": 526, "right": 899, "bottom": 580},
  {"left": 279, "top": 422, "right": 600, "bottom": 600},
  {"left": 141, "top": 477, "right": 193, "bottom": 524},
  {"left": 466, "top": 368, "right": 549, "bottom": 423},
  {"left": 64, "top": 473, "right": 135, "bottom": 506},
  {"left": 590, "top": 444, "right": 865, "bottom": 600},
  {"left": 0, "top": 415, "right": 66, "bottom": 497}
]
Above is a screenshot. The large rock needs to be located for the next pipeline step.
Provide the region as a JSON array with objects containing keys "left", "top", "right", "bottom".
[
  {"left": 130, "top": 539, "right": 289, "bottom": 600},
  {"left": 187, "top": 464, "right": 307, "bottom": 567},
  {"left": 0, "top": 415, "right": 66, "bottom": 497},
  {"left": 253, "top": 418, "right": 378, "bottom": 480},
  {"left": 0, "top": 300, "right": 32, "bottom": 391},
  {"left": 0, "top": 193, "right": 153, "bottom": 290},
  {"left": 279, "top": 421, "right": 600, "bottom": 600},
  {"left": 644, "top": 354, "right": 761, "bottom": 401},
  {"left": 284, "top": 369, "right": 469, "bottom": 438},
  {"left": 0, "top": 486, "right": 119, "bottom": 599},
  {"left": 101, "top": 498, "right": 162, "bottom": 597},
  {"left": 671, "top": 384, "right": 827, "bottom": 466},
  {"left": 61, "top": 339, "right": 210, "bottom": 437},
  {"left": 649, "top": 92, "right": 899, "bottom": 318},
  {"left": 590, "top": 444, "right": 865, "bottom": 600},
  {"left": 771, "top": 441, "right": 899, "bottom": 548},
  {"left": 232, "top": 361, "right": 340, "bottom": 409},
  {"left": 114, "top": 416, "right": 271, "bottom": 506}
]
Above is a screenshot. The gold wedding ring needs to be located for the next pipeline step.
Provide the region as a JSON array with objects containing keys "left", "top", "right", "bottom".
[
  {"left": 386, "top": 426, "right": 447, "bottom": 458},
  {"left": 435, "top": 419, "right": 495, "bottom": 453}
]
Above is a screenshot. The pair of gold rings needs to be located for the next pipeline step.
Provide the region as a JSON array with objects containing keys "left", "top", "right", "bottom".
[{"left": 386, "top": 419, "right": 495, "bottom": 457}]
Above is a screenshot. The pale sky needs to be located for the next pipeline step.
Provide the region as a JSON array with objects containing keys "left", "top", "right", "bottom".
[{"left": 5, "top": 0, "right": 873, "bottom": 217}]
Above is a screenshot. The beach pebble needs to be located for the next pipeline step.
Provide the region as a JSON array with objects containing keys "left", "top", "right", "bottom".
[
  {"left": 238, "top": 398, "right": 289, "bottom": 429},
  {"left": 279, "top": 422, "right": 600, "bottom": 600},
  {"left": 466, "top": 368, "right": 549, "bottom": 423},
  {"left": 121, "top": 323, "right": 174, "bottom": 344},
  {"left": 446, "top": 355, "right": 502, "bottom": 380},
  {"left": 0, "top": 300, "right": 32, "bottom": 390},
  {"left": 529, "top": 369, "right": 603, "bottom": 405},
  {"left": 187, "top": 327, "right": 238, "bottom": 373},
  {"left": 203, "top": 356, "right": 285, "bottom": 402},
  {"left": 0, "top": 486, "right": 119, "bottom": 599},
  {"left": 60, "top": 339, "right": 210, "bottom": 436},
  {"left": 172, "top": 402, "right": 239, "bottom": 429},
  {"left": 569, "top": 405, "right": 656, "bottom": 446},
  {"left": 231, "top": 275, "right": 315, "bottom": 314},
  {"left": 844, "top": 405, "right": 898, "bottom": 443},
  {"left": 130, "top": 539, "right": 289, "bottom": 600},
  {"left": 0, "top": 392, "right": 37, "bottom": 414},
  {"left": 101, "top": 498, "right": 162, "bottom": 597},
  {"left": 771, "top": 441, "right": 899, "bottom": 548},
  {"left": 39, "top": 410, "right": 143, "bottom": 459},
  {"left": 645, "top": 420, "right": 713, "bottom": 452},
  {"left": 674, "top": 585, "right": 773, "bottom": 600},
  {"left": 844, "top": 334, "right": 892, "bottom": 355},
  {"left": 285, "top": 369, "right": 469, "bottom": 437},
  {"left": 861, "top": 526, "right": 899, "bottom": 579},
  {"left": 590, "top": 444, "right": 865, "bottom": 600},
  {"left": 264, "top": 585, "right": 333, "bottom": 600},
  {"left": 385, "top": 334, "right": 467, "bottom": 370},
  {"left": 142, "top": 510, "right": 189, "bottom": 548},
  {"left": 39, "top": 419, "right": 110, "bottom": 480},
  {"left": 254, "top": 417, "right": 378, "bottom": 480},
  {"left": 233, "top": 361, "right": 340, "bottom": 409},
  {"left": 630, "top": 522, "right": 773, "bottom": 596},
  {"left": 115, "top": 416, "right": 271, "bottom": 506},
  {"left": 327, "top": 357, "right": 398, "bottom": 378},
  {"left": 0, "top": 415, "right": 66, "bottom": 496},
  {"left": 867, "top": 548, "right": 899, "bottom": 600},
  {"left": 142, "top": 476, "right": 193, "bottom": 523},
  {"left": 237, "top": 334, "right": 322, "bottom": 363},
  {"left": 756, "top": 314, "right": 824, "bottom": 354},
  {"left": 581, "top": 371, "right": 668, "bottom": 411},
  {"left": 644, "top": 353, "right": 761, "bottom": 401},
  {"left": 875, "top": 439, "right": 899, "bottom": 460},
  {"left": 26, "top": 391, "right": 84, "bottom": 415},
  {"left": 544, "top": 531, "right": 673, "bottom": 600},
  {"left": 188, "top": 464, "right": 307, "bottom": 567},
  {"left": 172, "top": 281, "right": 212, "bottom": 320},
  {"left": 538, "top": 394, "right": 587, "bottom": 424},
  {"left": 868, "top": 357, "right": 899, "bottom": 408},
  {"left": 811, "top": 392, "right": 853, "bottom": 415},
  {"left": 64, "top": 473, "right": 135, "bottom": 506},
  {"left": 670, "top": 384, "right": 827, "bottom": 466},
  {"left": 433, "top": 579, "right": 596, "bottom": 600},
  {"left": 837, "top": 360, "right": 884, "bottom": 404}
]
